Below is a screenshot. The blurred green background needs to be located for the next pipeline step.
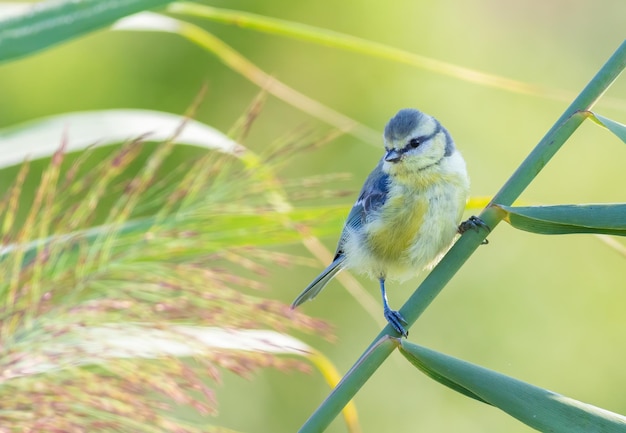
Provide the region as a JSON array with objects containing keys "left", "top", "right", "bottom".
[{"left": 2, "top": 0, "right": 626, "bottom": 432}]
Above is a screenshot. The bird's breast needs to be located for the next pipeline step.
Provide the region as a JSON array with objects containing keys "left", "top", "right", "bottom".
[
  {"left": 361, "top": 173, "right": 467, "bottom": 276},
  {"left": 364, "top": 186, "right": 428, "bottom": 262}
]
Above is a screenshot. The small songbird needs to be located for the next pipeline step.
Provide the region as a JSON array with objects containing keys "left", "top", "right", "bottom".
[{"left": 291, "top": 108, "right": 472, "bottom": 337}]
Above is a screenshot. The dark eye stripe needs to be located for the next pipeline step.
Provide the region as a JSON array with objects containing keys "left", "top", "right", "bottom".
[{"left": 400, "top": 123, "right": 441, "bottom": 153}]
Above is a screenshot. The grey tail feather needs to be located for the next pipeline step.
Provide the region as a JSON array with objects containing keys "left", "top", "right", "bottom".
[{"left": 291, "top": 256, "right": 346, "bottom": 308}]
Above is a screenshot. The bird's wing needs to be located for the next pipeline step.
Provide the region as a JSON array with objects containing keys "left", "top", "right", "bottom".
[
  {"left": 291, "top": 160, "right": 389, "bottom": 308},
  {"left": 335, "top": 159, "right": 389, "bottom": 258}
]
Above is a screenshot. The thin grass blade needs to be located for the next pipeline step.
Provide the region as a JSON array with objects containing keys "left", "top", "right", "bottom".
[
  {"left": 0, "top": 199, "right": 346, "bottom": 267},
  {"left": 112, "top": 12, "right": 380, "bottom": 145},
  {"left": 168, "top": 4, "right": 574, "bottom": 103}
]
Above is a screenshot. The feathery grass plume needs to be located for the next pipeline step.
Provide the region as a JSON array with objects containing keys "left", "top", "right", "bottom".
[{"left": 0, "top": 114, "right": 333, "bottom": 431}]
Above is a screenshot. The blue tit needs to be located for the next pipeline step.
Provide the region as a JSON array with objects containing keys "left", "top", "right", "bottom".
[{"left": 291, "top": 108, "right": 470, "bottom": 337}]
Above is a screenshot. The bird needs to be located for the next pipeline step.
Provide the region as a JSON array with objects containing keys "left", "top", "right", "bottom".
[{"left": 291, "top": 108, "right": 476, "bottom": 338}]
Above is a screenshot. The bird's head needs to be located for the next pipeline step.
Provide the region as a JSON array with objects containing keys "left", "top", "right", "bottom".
[{"left": 382, "top": 108, "right": 456, "bottom": 177}]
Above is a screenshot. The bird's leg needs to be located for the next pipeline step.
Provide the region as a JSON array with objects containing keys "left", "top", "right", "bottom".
[
  {"left": 379, "top": 277, "right": 408, "bottom": 338},
  {"left": 458, "top": 215, "right": 491, "bottom": 244}
]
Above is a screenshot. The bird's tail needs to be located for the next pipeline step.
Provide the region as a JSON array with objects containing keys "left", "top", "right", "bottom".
[{"left": 291, "top": 255, "right": 346, "bottom": 308}]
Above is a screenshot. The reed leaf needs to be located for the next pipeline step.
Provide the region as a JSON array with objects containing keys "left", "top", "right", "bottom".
[
  {"left": 496, "top": 204, "right": 626, "bottom": 236},
  {"left": 0, "top": 0, "right": 175, "bottom": 63},
  {"left": 399, "top": 340, "right": 626, "bottom": 433}
]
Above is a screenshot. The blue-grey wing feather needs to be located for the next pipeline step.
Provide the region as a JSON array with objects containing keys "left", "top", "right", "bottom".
[
  {"left": 290, "top": 160, "right": 390, "bottom": 308},
  {"left": 291, "top": 255, "right": 345, "bottom": 307},
  {"left": 335, "top": 159, "right": 389, "bottom": 257}
]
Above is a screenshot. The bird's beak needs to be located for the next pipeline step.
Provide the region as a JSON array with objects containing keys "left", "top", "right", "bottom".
[{"left": 384, "top": 149, "right": 402, "bottom": 163}]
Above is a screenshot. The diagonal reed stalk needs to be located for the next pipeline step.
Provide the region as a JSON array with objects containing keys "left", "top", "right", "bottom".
[{"left": 298, "top": 39, "right": 626, "bottom": 433}]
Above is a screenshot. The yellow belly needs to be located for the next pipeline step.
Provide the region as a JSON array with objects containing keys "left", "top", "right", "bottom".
[{"left": 366, "top": 194, "right": 427, "bottom": 262}]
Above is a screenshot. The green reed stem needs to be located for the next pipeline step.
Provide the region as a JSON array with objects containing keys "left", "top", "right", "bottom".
[{"left": 299, "top": 39, "right": 626, "bottom": 433}]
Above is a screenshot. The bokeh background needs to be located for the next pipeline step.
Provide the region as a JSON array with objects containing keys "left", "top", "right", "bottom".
[{"left": 1, "top": 0, "right": 625, "bottom": 432}]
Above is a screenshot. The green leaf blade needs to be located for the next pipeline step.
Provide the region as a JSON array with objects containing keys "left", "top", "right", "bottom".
[
  {"left": 588, "top": 112, "right": 626, "bottom": 144},
  {"left": 399, "top": 341, "right": 626, "bottom": 433},
  {"left": 399, "top": 342, "right": 488, "bottom": 404},
  {"left": 0, "top": 0, "right": 175, "bottom": 63},
  {"left": 496, "top": 204, "right": 626, "bottom": 236}
]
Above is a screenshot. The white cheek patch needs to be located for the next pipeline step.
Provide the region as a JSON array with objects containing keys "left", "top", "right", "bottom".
[{"left": 403, "top": 133, "right": 447, "bottom": 169}]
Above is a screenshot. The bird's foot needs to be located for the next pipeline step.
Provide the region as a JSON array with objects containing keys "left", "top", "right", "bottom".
[
  {"left": 384, "top": 307, "right": 409, "bottom": 338},
  {"left": 458, "top": 215, "right": 491, "bottom": 244}
]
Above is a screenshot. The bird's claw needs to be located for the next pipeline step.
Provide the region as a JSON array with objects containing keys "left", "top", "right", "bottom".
[
  {"left": 384, "top": 307, "right": 408, "bottom": 338},
  {"left": 458, "top": 216, "right": 491, "bottom": 244}
]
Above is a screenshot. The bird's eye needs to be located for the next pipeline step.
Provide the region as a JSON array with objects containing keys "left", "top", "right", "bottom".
[{"left": 408, "top": 138, "right": 420, "bottom": 148}]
